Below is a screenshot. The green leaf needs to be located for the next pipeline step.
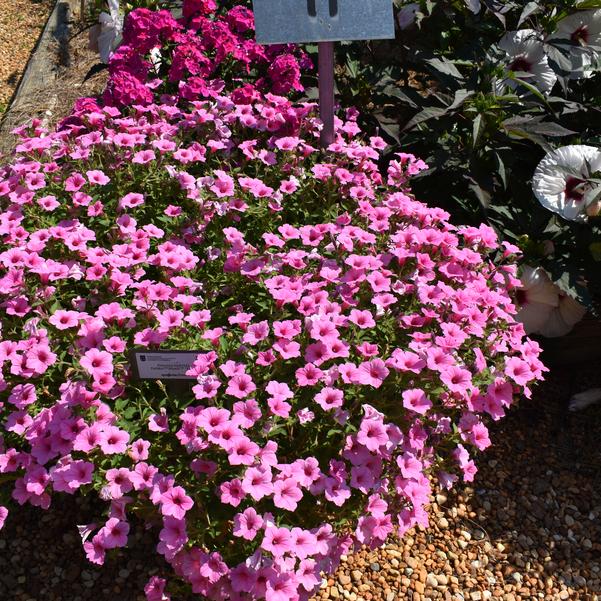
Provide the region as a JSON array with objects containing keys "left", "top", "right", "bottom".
[
  {"left": 575, "top": 0, "right": 601, "bottom": 8},
  {"left": 506, "top": 73, "right": 548, "bottom": 105},
  {"left": 590, "top": 242, "right": 601, "bottom": 261},
  {"left": 494, "top": 152, "right": 507, "bottom": 189},
  {"left": 345, "top": 57, "right": 361, "bottom": 80},
  {"left": 503, "top": 127, "right": 553, "bottom": 152},
  {"left": 447, "top": 89, "right": 475, "bottom": 111},
  {"left": 402, "top": 107, "right": 448, "bottom": 131},
  {"left": 518, "top": 2, "right": 541, "bottom": 26},
  {"left": 424, "top": 57, "right": 464, "bottom": 80},
  {"left": 520, "top": 121, "right": 576, "bottom": 137},
  {"left": 424, "top": 0, "right": 436, "bottom": 15},
  {"left": 472, "top": 114, "right": 484, "bottom": 149},
  {"left": 379, "top": 85, "right": 418, "bottom": 108}
]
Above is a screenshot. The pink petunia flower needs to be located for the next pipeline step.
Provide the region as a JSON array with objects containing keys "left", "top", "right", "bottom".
[
  {"left": 402, "top": 388, "right": 433, "bottom": 415},
  {"left": 99, "top": 517, "right": 129, "bottom": 549},
  {"left": 357, "top": 359, "right": 389, "bottom": 388},
  {"left": 273, "top": 477, "right": 302, "bottom": 511},
  {"left": 226, "top": 374, "right": 256, "bottom": 399},
  {"left": 99, "top": 426, "right": 130, "bottom": 455},
  {"left": 105, "top": 467, "right": 134, "bottom": 499},
  {"left": 261, "top": 526, "right": 293, "bottom": 557},
  {"left": 160, "top": 486, "right": 194, "bottom": 520},
  {"left": 233, "top": 507, "right": 264, "bottom": 540},
  {"left": 80, "top": 348, "right": 113, "bottom": 377},
  {"left": 357, "top": 419, "right": 389, "bottom": 452},
  {"left": 440, "top": 366, "right": 472, "bottom": 395}
]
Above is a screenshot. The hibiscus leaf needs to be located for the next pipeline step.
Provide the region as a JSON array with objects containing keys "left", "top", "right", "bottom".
[
  {"left": 378, "top": 84, "right": 419, "bottom": 107},
  {"left": 550, "top": 264, "right": 592, "bottom": 307},
  {"left": 402, "top": 107, "right": 449, "bottom": 132},
  {"left": 482, "top": 0, "right": 508, "bottom": 25},
  {"left": 423, "top": 57, "right": 464, "bottom": 81},
  {"left": 464, "top": 174, "right": 492, "bottom": 208},
  {"left": 518, "top": 2, "right": 540, "bottom": 26},
  {"left": 502, "top": 126, "right": 553, "bottom": 152},
  {"left": 545, "top": 44, "right": 577, "bottom": 77},
  {"left": 472, "top": 114, "right": 484, "bottom": 149},
  {"left": 375, "top": 114, "right": 402, "bottom": 143},
  {"left": 447, "top": 89, "right": 475, "bottom": 111},
  {"left": 520, "top": 121, "right": 576, "bottom": 137},
  {"left": 494, "top": 152, "right": 507, "bottom": 189},
  {"left": 506, "top": 74, "right": 553, "bottom": 111}
]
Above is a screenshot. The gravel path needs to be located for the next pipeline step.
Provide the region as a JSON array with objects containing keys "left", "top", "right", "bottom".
[
  {"left": 0, "top": 0, "right": 55, "bottom": 112},
  {"left": 1, "top": 366, "right": 600, "bottom": 600}
]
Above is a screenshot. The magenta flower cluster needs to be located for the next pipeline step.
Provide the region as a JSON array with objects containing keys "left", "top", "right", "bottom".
[
  {"left": 101, "top": 1, "right": 309, "bottom": 108},
  {"left": 0, "top": 1, "right": 545, "bottom": 600}
]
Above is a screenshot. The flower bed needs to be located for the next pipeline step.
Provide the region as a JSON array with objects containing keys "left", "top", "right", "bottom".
[{"left": 0, "top": 2, "right": 545, "bottom": 599}]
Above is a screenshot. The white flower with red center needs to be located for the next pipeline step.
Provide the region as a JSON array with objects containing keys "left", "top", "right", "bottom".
[
  {"left": 532, "top": 145, "right": 601, "bottom": 222},
  {"left": 549, "top": 9, "right": 601, "bottom": 79},
  {"left": 497, "top": 29, "right": 557, "bottom": 95}
]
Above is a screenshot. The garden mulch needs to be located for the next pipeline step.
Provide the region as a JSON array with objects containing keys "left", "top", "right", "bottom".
[
  {"left": 0, "top": 1, "right": 107, "bottom": 156},
  {"left": 0, "top": 0, "right": 55, "bottom": 112},
  {"left": 0, "top": 363, "right": 599, "bottom": 601}
]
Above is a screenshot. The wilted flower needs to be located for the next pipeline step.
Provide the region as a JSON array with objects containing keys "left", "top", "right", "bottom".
[
  {"left": 89, "top": 0, "right": 123, "bottom": 64},
  {"left": 569, "top": 387, "right": 601, "bottom": 412},
  {"left": 515, "top": 265, "right": 559, "bottom": 334},
  {"left": 464, "top": 0, "right": 481, "bottom": 14},
  {"left": 397, "top": 3, "right": 419, "bottom": 30},
  {"left": 549, "top": 9, "right": 601, "bottom": 79},
  {"left": 516, "top": 265, "right": 586, "bottom": 337},
  {"left": 532, "top": 145, "right": 601, "bottom": 222},
  {"left": 497, "top": 29, "right": 557, "bottom": 95},
  {"left": 536, "top": 291, "right": 587, "bottom": 338}
]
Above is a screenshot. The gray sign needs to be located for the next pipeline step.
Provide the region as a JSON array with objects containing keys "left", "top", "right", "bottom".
[{"left": 252, "top": 0, "right": 395, "bottom": 45}]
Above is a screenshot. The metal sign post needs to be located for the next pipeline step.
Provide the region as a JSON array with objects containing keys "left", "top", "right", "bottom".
[
  {"left": 318, "top": 41, "right": 335, "bottom": 147},
  {"left": 252, "top": 0, "right": 395, "bottom": 148}
]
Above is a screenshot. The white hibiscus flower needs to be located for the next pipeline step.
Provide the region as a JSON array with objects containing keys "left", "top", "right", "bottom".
[
  {"left": 397, "top": 3, "right": 419, "bottom": 30},
  {"left": 549, "top": 9, "right": 601, "bottom": 79},
  {"left": 516, "top": 266, "right": 586, "bottom": 337},
  {"left": 532, "top": 145, "right": 601, "bottom": 222},
  {"left": 496, "top": 29, "right": 557, "bottom": 95}
]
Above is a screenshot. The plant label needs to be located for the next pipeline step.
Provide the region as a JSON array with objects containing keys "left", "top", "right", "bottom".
[
  {"left": 130, "top": 350, "right": 200, "bottom": 380},
  {"left": 252, "top": 0, "right": 395, "bottom": 45}
]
